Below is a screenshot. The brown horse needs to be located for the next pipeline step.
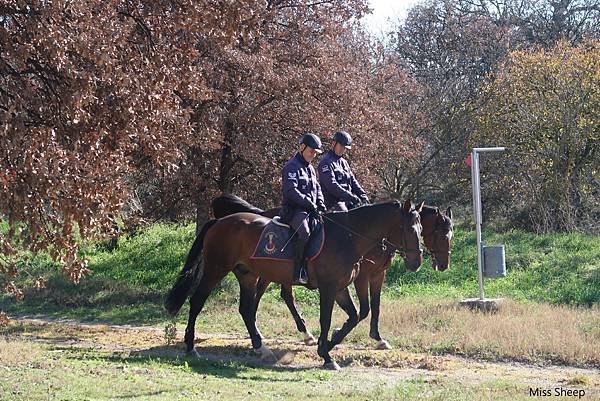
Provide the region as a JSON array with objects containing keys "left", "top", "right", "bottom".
[
  {"left": 165, "top": 200, "right": 423, "bottom": 370},
  {"left": 211, "top": 194, "right": 453, "bottom": 349}
]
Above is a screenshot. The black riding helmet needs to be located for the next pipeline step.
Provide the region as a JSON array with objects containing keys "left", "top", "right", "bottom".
[
  {"left": 299, "top": 133, "right": 323, "bottom": 153},
  {"left": 333, "top": 131, "right": 352, "bottom": 149}
]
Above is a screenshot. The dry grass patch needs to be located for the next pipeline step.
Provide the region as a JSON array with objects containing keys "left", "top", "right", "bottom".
[
  {"left": 0, "top": 319, "right": 167, "bottom": 355},
  {"left": 566, "top": 373, "right": 591, "bottom": 385},
  {"left": 5, "top": 297, "right": 599, "bottom": 369},
  {"left": 378, "top": 298, "right": 600, "bottom": 366},
  {"left": 0, "top": 336, "right": 42, "bottom": 367}
]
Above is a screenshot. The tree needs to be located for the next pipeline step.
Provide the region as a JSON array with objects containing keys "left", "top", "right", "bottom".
[
  {"left": 472, "top": 39, "right": 600, "bottom": 232},
  {"left": 386, "top": 0, "right": 599, "bottom": 209},
  {"left": 0, "top": 0, "right": 274, "bottom": 294},
  {"left": 455, "top": 0, "right": 600, "bottom": 45},
  {"left": 133, "top": 1, "right": 420, "bottom": 229},
  {"left": 387, "top": 0, "right": 514, "bottom": 202},
  {"left": 1, "top": 0, "right": 420, "bottom": 298}
]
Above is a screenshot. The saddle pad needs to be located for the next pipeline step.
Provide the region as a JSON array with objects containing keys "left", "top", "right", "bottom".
[{"left": 251, "top": 219, "right": 325, "bottom": 262}]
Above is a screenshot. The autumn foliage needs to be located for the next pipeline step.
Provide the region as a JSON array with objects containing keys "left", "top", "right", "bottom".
[
  {"left": 1, "top": 0, "right": 599, "bottom": 301},
  {"left": 1, "top": 1, "right": 419, "bottom": 296},
  {"left": 384, "top": 0, "right": 599, "bottom": 232},
  {"left": 1, "top": 0, "right": 257, "bottom": 290}
]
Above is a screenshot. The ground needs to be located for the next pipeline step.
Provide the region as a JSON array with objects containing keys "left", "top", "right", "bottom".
[{"left": 1, "top": 317, "right": 598, "bottom": 401}]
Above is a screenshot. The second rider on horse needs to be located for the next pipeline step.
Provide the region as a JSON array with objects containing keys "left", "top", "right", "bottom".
[{"left": 318, "top": 131, "right": 369, "bottom": 212}]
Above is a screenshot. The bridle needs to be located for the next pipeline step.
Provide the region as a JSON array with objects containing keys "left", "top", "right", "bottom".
[{"left": 421, "top": 219, "right": 452, "bottom": 261}]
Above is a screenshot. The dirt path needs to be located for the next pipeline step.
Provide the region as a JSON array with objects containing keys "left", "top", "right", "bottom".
[{"left": 6, "top": 317, "right": 600, "bottom": 397}]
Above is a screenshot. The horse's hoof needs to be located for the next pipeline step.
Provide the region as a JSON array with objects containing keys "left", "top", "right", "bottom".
[
  {"left": 375, "top": 339, "right": 392, "bottom": 350},
  {"left": 303, "top": 331, "right": 317, "bottom": 346},
  {"left": 254, "top": 344, "right": 276, "bottom": 362},
  {"left": 186, "top": 348, "right": 201, "bottom": 358},
  {"left": 323, "top": 361, "right": 341, "bottom": 371}
]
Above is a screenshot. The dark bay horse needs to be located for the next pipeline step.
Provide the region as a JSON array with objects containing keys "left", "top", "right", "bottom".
[
  {"left": 211, "top": 194, "right": 454, "bottom": 349},
  {"left": 165, "top": 200, "right": 423, "bottom": 370}
]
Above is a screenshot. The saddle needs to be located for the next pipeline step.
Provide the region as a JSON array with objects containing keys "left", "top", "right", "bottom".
[{"left": 251, "top": 216, "right": 325, "bottom": 262}]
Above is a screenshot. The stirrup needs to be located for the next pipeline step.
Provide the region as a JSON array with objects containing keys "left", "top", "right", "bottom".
[{"left": 293, "top": 266, "right": 308, "bottom": 285}]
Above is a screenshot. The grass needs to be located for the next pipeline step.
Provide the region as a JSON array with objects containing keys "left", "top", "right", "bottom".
[
  {"left": 193, "top": 297, "right": 600, "bottom": 367},
  {"left": 1, "top": 321, "right": 597, "bottom": 401},
  {"left": 3, "top": 219, "right": 598, "bottom": 321},
  {"left": 386, "top": 226, "right": 600, "bottom": 306},
  {"left": 6, "top": 293, "right": 600, "bottom": 369},
  {"left": 0, "top": 220, "right": 599, "bottom": 368},
  {"left": 0, "top": 342, "right": 535, "bottom": 401},
  {"left": 0, "top": 222, "right": 197, "bottom": 323},
  {"left": 375, "top": 298, "right": 600, "bottom": 366}
]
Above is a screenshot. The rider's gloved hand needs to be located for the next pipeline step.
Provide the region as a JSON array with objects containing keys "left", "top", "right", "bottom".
[
  {"left": 308, "top": 202, "right": 321, "bottom": 219},
  {"left": 360, "top": 194, "right": 370, "bottom": 204},
  {"left": 347, "top": 194, "right": 361, "bottom": 209}
]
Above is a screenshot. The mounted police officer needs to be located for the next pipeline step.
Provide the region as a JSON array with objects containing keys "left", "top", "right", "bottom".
[
  {"left": 281, "top": 133, "right": 327, "bottom": 285},
  {"left": 318, "top": 131, "right": 369, "bottom": 212}
]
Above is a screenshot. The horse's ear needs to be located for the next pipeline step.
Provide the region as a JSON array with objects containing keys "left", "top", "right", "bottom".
[
  {"left": 416, "top": 201, "right": 425, "bottom": 212},
  {"left": 446, "top": 206, "right": 453, "bottom": 220},
  {"left": 403, "top": 199, "right": 412, "bottom": 213}
]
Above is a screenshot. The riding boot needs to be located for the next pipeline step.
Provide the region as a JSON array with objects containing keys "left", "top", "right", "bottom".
[{"left": 292, "top": 240, "right": 308, "bottom": 285}]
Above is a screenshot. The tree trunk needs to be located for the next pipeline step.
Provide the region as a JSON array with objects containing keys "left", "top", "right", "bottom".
[
  {"left": 195, "top": 194, "right": 210, "bottom": 236},
  {"left": 195, "top": 119, "right": 236, "bottom": 236},
  {"left": 218, "top": 118, "right": 236, "bottom": 194}
]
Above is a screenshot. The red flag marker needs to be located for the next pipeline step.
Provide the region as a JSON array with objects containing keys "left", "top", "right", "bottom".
[{"left": 465, "top": 154, "right": 472, "bottom": 167}]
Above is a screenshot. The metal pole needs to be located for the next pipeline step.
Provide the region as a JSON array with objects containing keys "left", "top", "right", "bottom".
[
  {"left": 471, "top": 150, "right": 485, "bottom": 299},
  {"left": 471, "top": 147, "right": 506, "bottom": 300},
  {"left": 473, "top": 147, "right": 506, "bottom": 153}
]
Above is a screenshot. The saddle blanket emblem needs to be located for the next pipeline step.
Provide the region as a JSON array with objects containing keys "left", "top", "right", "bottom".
[
  {"left": 264, "top": 231, "right": 278, "bottom": 255},
  {"left": 251, "top": 220, "right": 325, "bottom": 262}
]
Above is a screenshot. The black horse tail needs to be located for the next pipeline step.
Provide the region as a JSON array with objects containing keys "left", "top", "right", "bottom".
[
  {"left": 164, "top": 218, "right": 218, "bottom": 316},
  {"left": 211, "top": 194, "right": 264, "bottom": 218}
]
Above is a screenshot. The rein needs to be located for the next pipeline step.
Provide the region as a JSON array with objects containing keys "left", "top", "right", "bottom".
[{"left": 321, "top": 212, "right": 421, "bottom": 258}]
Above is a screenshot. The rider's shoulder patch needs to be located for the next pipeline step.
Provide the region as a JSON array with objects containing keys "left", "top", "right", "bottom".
[
  {"left": 321, "top": 165, "right": 330, "bottom": 172},
  {"left": 287, "top": 172, "right": 297, "bottom": 180}
]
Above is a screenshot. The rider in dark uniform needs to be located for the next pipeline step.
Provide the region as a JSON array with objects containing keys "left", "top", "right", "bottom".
[
  {"left": 318, "top": 131, "right": 369, "bottom": 212},
  {"left": 281, "top": 133, "right": 327, "bottom": 285}
]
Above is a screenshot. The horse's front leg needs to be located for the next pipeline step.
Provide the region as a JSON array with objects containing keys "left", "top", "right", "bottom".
[
  {"left": 369, "top": 270, "right": 392, "bottom": 350},
  {"left": 330, "top": 287, "right": 359, "bottom": 348},
  {"left": 329, "top": 273, "right": 369, "bottom": 349},
  {"left": 354, "top": 273, "right": 371, "bottom": 322},
  {"left": 317, "top": 283, "right": 339, "bottom": 370},
  {"left": 235, "top": 271, "right": 276, "bottom": 362},
  {"left": 280, "top": 284, "right": 316, "bottom": 345},
  {"left": 253, "top": 277, "right": 271, "bottom": 339}
]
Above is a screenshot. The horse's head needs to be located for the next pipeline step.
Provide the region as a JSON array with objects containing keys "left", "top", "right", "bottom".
[
  {"left": 388, "top": 199, "right": 424, "bottom": 271},
  {"left": 422, "top": 206, "right": 453, "bottom": 271}
]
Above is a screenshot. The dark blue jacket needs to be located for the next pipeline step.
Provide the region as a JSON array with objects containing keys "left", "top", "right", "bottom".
[
  {"left": 317, "top": 150, "right": 366, "bottom": 209},
  {"left": 281, "top": 153, "right": 326, "bottom": 220}
]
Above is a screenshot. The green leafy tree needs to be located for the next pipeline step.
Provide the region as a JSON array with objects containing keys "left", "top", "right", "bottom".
[{"left": 473, "top": 40, "right": 599, "bottom": 232}]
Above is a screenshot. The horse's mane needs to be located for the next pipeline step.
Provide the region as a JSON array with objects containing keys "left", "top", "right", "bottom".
[
  {"left": 212, "top": 195, "right": 411, "bottom": 225},
  {"left": 324, "top": 200, "right": 402, "bottom": 223},
  {"left": 212, "top": 194, "right": 264, "bottom": 218}
]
